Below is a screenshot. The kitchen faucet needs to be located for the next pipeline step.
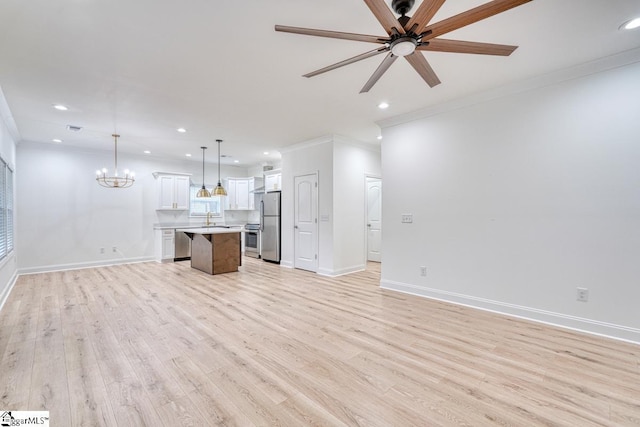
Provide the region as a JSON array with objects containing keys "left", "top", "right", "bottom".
[{"left": 206, "top": 211, "right": 214, "bottom": 226}]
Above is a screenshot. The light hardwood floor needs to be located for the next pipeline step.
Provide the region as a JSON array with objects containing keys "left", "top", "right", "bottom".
[{"left": 1, "top": 258, "right": 639, "bottom": 426}]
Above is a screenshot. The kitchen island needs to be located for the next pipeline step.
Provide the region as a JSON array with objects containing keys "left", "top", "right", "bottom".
[{"left": 176, "top": 227, "right": 242, "bottom": 275}]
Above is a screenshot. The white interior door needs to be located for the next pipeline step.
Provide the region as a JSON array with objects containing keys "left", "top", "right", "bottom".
[
  {"left": 294, "top": 173, "right": 318, "bottom": 272},
  {"left": 366, "top": 177, "right": 382, "bottom": 262}
]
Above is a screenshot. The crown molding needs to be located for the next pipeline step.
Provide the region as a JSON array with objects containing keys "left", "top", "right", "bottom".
[{"left": 378, "top": 47, "right": 640, "bottom": 130}]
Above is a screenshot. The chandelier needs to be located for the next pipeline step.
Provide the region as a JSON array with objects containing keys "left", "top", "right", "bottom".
[{"left": 96, "top": 134, "right": 135, "bottom": 188}]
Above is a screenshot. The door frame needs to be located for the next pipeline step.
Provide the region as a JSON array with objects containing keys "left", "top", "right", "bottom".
[
  {"left": 365, "top": 174, "right": 382, "bottom": 264},
  {"left": 294, "top": 171, "right": 319, "bottom": 272}
]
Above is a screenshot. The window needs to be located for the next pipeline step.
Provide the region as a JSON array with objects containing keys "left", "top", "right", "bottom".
[
  {"left": 189, "top": 185, "right": 222, "bottom": 217},
  {"left": 0, "top": 157, "right": 13, "bottom": 261}
]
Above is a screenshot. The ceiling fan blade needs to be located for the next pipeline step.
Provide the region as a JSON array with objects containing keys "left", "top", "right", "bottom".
[
  {"left": 360, "top": 52, "right": 399, "bottom": 93},
  {"left": 304, "top": 47, "right": 389, "bottom": 78},
  {"left": 423, "top": 0, "right": 532, "bottom": 40},
  {"left": 417, "top": 38, "right": 518, "bottom": 56},
  {"left": 363, "top": 0, "right": 406, "bottom": 35},
  {"left": 275, "top": 25, "right": 385, "bottom": 44},
  {"left": 404, "top": 0, "right": 447, "bottom": 33},
  {"left": 405, "top": 53, "right": 441, "bottom": 87}
]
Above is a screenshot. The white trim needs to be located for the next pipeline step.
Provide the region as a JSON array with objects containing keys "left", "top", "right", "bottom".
[
  {"left": 381, "top": 279, "right": 640, "bottom": 345},
  {"left": 293, "top": 171, "right": 319, "bottom": 273},
  {"left": 0, "top": 86, "right": 21, "bottom": 143},
  {"left": 17, "top": 256, "right": 155, "bottom": 275},
  {"left": 280, "top": 134, "right": 380, "bottom": 156},
  {"left": 152, "top": 171, "right": 192, "bottom": 178},
  {"left": 318, "top": 264, "right": 365, "bottom": 277},
  {"left": 280, "top": 260, "right": 294, "bottom": 269},
  {"left": 279, "top": 135, "right": 334, "bottom": 154},
  {"left": 378, "top": 47, "right": 640, "bottom": 130},
  {"left": 332, "top": 135, "right": 380, "bottom": 153},
  {"left": 0, "top": 270, "right": 18, "bottom": 313}
]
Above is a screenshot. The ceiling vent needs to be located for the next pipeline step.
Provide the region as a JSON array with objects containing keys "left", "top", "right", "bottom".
[
  {"left": 263, "top": 165, "right": 274, "bottom": 172},
  {"left": 66, "top": 125, "right": 83, "bottom": 132}
]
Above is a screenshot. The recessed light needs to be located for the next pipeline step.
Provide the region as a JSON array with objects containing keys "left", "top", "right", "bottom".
[
  {"left": 53, "top": 104, "right": 68, "bottom": 111},
  {"left": 378, "top": 102, "right": 389, "bottom": 109},
  {"left": 621, "top": 17, "right": 640, "bottom": 30},
  {"left": 234, "top": 160, "right": 240, "bottom": 163},
  {"left": 377, "top": 135, "right": 383, "bottom": 140},
  {"left": 185, "top": 153, "right": 192, "bottom": 157},
  {"left": 176, "top": 128, "right": 187, "bottom": 133},
  {"left": 263, "top": 151, "right": 269, "bottom": 155},
  {"left": 52, "top": 138, "right": 62, "bottom": 143},
  {"left": 144, "top": 150, "right": 151, "bottom": 154}
]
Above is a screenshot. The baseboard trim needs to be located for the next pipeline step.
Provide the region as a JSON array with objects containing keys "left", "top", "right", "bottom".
[
  {"left": 318, "top": 264, "right": 366, "bottom": 277},
  {"left": 18, "top": 257, "right": 156, "bottom": 275},
  {"left": 381, "top": 279, "right": 640, "bottom": 345},
  {"left": 0, "top": 270, "right": 18, "bottom": 313}
]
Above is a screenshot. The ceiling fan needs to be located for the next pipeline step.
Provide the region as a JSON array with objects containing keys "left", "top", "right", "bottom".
[{"left": 275, "top": 0, "right": 532, "bottom": 93}]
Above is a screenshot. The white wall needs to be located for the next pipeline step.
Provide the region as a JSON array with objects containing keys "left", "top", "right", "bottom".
[
  {"left": 380, "top": 56, "right": 640, "bottom": 343},
  {"left": 17, "top": 142, "right": 248, "bottom": 272},
  {"left": 332, "top": 137, "right": 381, "bottom": 275},
  {"left": 0, "top": 94, "right": 17, "bottom": 307},
  {"left": 281, "top": 137, "right": 333, "bottom": 271},
  {"left": 280, "top": 135, "right": 381, "bottom": 276}
]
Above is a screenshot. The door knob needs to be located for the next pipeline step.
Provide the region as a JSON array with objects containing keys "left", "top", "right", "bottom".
[
  {"left": 367, "top": 223, "right": 371, "bottom": 227},
  {"left": 294, "top": 225, "right": 298, "bottom": 229}
]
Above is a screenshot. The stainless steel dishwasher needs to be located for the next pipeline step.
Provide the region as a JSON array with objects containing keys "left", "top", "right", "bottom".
[{"left": 174, "top": 230, "right": 191, "bottom": 261}]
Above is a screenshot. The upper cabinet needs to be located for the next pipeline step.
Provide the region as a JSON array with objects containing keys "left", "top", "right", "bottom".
[
  {"left": 225, "top": 177, "right": 263, "bottom": 210},
  {"left": 264, "top": 170, "right": 281, "bottom": 192},
  {"left": 153, "top": 172, "right": 191, "bottom": 210}
]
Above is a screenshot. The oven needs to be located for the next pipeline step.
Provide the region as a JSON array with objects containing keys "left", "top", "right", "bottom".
[{"left": 244, "top": 223, "right": 261, "bottom": 258}]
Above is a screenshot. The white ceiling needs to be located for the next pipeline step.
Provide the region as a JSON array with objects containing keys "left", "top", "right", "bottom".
[{"left": 1, "top": 0, "right": 639, "bottom": 167}]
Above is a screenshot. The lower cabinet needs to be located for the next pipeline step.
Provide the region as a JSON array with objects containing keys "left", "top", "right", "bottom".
[{"left": 155, "top": 229, "right": 175, "bottom": 262}]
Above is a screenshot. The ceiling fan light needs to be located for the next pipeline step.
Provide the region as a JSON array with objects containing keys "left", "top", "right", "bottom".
[{"left": 391, "top": 39, "right": 417, "bottom": 57}]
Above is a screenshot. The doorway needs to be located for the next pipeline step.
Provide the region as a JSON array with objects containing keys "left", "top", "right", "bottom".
[
  {"left": 366, "top": 176, "right": 382, "bottom": 263},
  {"left": 294, "top": 172, "right": 318, "bottom": 272}
]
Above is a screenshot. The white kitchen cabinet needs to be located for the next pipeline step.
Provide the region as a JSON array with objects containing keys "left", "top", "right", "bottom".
[
  {"left": 154, "top": 229, "right": 175, "bottom": 262},
  {"left": 154, "top": 172, "right": 190, "bottom": 210},
  {"left": 264, "top": 172, "right": 281, "bottom": 192},
  {"left": 224, "top": 177, "right": 262, "bottom": 210}
]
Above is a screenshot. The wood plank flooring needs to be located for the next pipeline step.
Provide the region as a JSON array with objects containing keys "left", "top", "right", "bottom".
[{"left": 1, "top": 258, "right": 639, "bottom": 426}]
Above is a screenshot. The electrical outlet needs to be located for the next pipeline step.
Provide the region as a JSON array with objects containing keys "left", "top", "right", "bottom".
[
  {"left": 576, "top": 287, "right": 589, "bottom": 302},
  {"left": 112, "top": 246, "right": 117, "bottom": 253},
  {"left": 401, "top": 214, "right": 413, "bottom": 223},
  {"left": 99, "top": 247, "right": 105, "bottom": 254},
  {"left": 420, "top": 266, "right": 427, "bottom": 276}
]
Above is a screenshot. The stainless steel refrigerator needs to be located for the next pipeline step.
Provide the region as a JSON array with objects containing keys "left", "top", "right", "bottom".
[{"left": 261, "top": 191, "right": 281, "bottom": 263}]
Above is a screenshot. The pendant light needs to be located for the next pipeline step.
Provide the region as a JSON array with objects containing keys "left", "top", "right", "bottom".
[
  {"left": 96, "top": 134, "right": 135, "bottom": 188},
  {"left": 212, "top": 139, "right": 227, "bottom": 196},
  {"left": 196, "top": 146, "right": 211, "bottom": 198}
]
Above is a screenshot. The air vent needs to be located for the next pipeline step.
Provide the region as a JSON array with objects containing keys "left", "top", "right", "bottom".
[
  {"left": 263, "top": 165, "right": 273, "bottom": 172},
  {"left": 66, "top": 125, "right": 83, "bottom": 132}
]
